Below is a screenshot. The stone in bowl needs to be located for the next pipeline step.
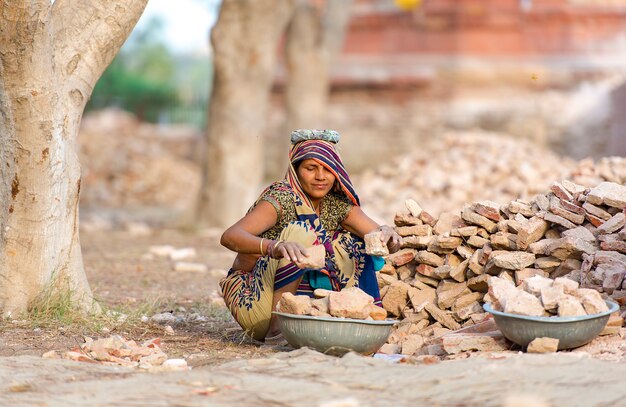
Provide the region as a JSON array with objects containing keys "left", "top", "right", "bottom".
[{"left": 483, "top": 300, "right": 618, "bottom": 350}]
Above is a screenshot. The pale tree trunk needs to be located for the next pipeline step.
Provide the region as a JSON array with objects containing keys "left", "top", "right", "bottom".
[
  {"left": 0, "top": 0, "right": 147, "bottom": 316},
  {"left": 196, "top": 0, "right": 297, "bottom": 228},
  {"left": 285, "top": 0, "right": 353, "bottom": 131}
]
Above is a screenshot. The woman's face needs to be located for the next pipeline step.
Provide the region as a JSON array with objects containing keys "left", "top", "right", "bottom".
[{"left": 296, "top": 158, "right": 336, "bottom": 203}]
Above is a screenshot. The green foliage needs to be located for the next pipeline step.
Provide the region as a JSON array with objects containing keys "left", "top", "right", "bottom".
[{"left": 87, "top": 16, "right": 210, "bottom": 127}]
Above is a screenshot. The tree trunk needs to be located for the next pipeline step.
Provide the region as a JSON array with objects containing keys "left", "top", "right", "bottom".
[
  {"left": 284, "top": 0, "right": 353, "bottom": 131},
  {"left": 0, "top": 0, "right": 147, "bottom": 316},
  {"left": 196, "top": 0, "right": 297, "bottom": 228}
]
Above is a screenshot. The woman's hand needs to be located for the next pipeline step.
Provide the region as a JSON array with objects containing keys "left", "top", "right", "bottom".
[
  {"left": 378, "top": 225, "right": 402, "bottom": 253},
  {"left": 272, "top": 241, "right": 307, "bottom": 263}
]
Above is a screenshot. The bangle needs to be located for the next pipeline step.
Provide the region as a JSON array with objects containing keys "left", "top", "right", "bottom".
[
  {"left": 259, "top": 238, "right": 265, "bottom": 256},
  {"left": 271, "top": 239, "right": 283, "bottom": 259}
]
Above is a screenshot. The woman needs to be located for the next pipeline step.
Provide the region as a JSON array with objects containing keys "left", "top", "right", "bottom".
[{"left": 220, "top": 129, "right": 401, "bottom": 342}]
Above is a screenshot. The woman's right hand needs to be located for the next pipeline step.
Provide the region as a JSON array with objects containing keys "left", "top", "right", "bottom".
[{"left": 273, "top": 241, "right": 307, "bottom": 264}]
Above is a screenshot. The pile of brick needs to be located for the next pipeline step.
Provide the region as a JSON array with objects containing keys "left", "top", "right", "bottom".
[
  {"left": 377, "top": 180, "right": 626, "bottom": 356},
  {"left": 355, "top": 131, "right": 626, "bottom": 222}
]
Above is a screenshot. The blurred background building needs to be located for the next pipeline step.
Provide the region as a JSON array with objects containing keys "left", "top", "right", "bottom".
[{"left": 81, "top": 0, "right": 626, "bottom": 226}]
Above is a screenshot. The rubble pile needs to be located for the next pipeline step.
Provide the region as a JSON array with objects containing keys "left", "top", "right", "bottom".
[
  {"left": 43, "top": 335, "right": 188, "bottom": 371},
  {"left": 374, "top": 180, "right": 626, "bottom": 357},
  {"left": 78, "top": 109, "right": 201, "bottom": 211},
  {"left": 356, "top": 131, "right": 626, "bottom": 222}
]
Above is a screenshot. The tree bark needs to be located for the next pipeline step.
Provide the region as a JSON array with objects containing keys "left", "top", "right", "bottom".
[
  {"left": 0, "top": 0, "right": 147, "bottom": 315},
  {"left": 196, "top": 0, "right": 297, "bottom": 228},
  {"left": 284, "top": 0, "right": 353, "bottom": 131}
]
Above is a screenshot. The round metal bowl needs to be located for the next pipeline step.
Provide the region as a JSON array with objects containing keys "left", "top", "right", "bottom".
[
  {"left": 483, "top": 300, "right": 619, "bottom": 350},
  {"left": 273, "top": 311, "right": 396, "bottom": 356}
]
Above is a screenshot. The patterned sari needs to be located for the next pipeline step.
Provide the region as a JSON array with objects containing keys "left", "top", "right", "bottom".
[{"left": 220, "top": 139, "right": 382, "bottom": 340}]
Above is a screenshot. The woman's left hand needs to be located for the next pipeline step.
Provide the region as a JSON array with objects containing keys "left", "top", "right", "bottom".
[{"left": 378, "top": 225, "right": 402, "bottom": 253}]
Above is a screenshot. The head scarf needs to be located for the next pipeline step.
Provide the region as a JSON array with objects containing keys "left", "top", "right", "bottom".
[{"left": 286, "top": 139, "right": 360, "bottom": 209}]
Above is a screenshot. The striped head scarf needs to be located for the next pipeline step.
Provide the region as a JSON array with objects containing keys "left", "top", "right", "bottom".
[{"left": 286, "top": 139, "right": 360, "bottom": 210}]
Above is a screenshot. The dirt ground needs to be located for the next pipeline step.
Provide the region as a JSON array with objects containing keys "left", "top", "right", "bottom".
[
  {"left": 0, "top": 228, "right": 274, "bottom": 367},
  {"left": 2, "top": 228, "right": 626, "bottom": 406}
]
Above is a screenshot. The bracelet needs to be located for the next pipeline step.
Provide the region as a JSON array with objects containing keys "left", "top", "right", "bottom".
[
  {"left": 259, "top": 238, "right": 265, "bottom": 256},
  {"left": 270, "top": 239, "right": 283, "bottom": 259}
]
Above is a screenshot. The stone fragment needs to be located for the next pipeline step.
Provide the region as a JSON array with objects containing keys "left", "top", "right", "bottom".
[
  {"left": 365, "top": 231, "right": 389, "bottom": 256},
  {"left": 378, "top": 273, "right": 398, "bottom": 287},
  {"left": 534, "top": 256, "right": 561, "bottom": 270},
  {"left": 394, "top": 211, "right": 422, "bottom": 227},
  {"left": 601, "top": 241, "right": 626, "bottom": 253},
  {"left": 467, "top": 275, "right": 490, "bottom": 292},
  {"left": 546, "top": 236, "right": 597, "bottom": 260},
  {"left": 450, "top": 226, "right": 478, "bottom": 237},
  {"left": 471, "top": 201, "right": 502, "bottom": 222},
  {"left": 490, "top": 232, "right": 518, "bottom": 251},
  {"left": 368, "top": 304, "right": 387, "bottom": 321},
  {"left": 527, "top": 337, "right": 559, "bottom": 353},
  {"left": 405, "top": 199, "right": 423, "bottom": 217},
  {"left": 312, "top": 297, "right": 330, "bottom": 314},
  {"left": 597, "top": 213, "right": 626, "bottom": 235},
  {"left": 540, "top": 285, "right": 565, "bottom": 310},
  {"left": 428, "top": 236, "right": 463, "bottom": 253},
  {"left": 381, "top": 281, "right": 410, "bottom": 317},
  {"left": 559, "top": 198, "right": 586, "bottom": 215},
  {"left": 487, "top": 276, "right": 519, "bottom": 311},
  {"left": 378, "top": 343, "right": 401, "bottom": 354},
  {"left": 297, "top": 245, "right": 326, "bottom": 269},
  {"left": 424, "top": 303, "right": 461, "bottom": 330},
  {"left": 328, "top": 287, "right": 374, "bottom": 319},
  {"left": 396, "top": 264, "right": 415, "bottom": 281},
  {"left": 551, "top": 182, "right": 574, "bottom": 201},
  {"left": 562, "top": 180, "right": 587, "bottom": 195},
  {"left": 456, "top": 245, "right": 474, "bottom": 260},
  {"left": 557, "top": 295, "right": 586, "bottom": 317},
  {"left": 453, "top": 301, "right": 483, "bottom": 320},
  {"left": 528, "top": 238, "right": 559, "bottom": 255},
  {"left": 461, "top": 206, "right": 498, "bottom": 233},
  {"left": 415, "top": 251, "right": 444, "bottom": 267},
  {"left": 378, "top": 263, "right": 397, "bottom": 276},
  {"left": 388, "top": 249, "right": 416, "bottom": 267},
  {"left": 514, "top": 268, "right": 548, "bottom": 285},
  {"left": 586, "top": 212, "right": 606, "bottom": 228},
  {"left": 583, "top": 201, "right": 612, "bottom": 221},
  {"left": 522, "top": 275, "right": 553, "bottom": 295},
  {"left": 534, "top": 194, "right": 550, "bottom": 211},
  {"left": 450, "top": 259, "right": 469, "bottom": 282},
  {"left": 396, "top": 224, "right": 432, "bottom": 237},
  {"left": 436, "top": 280, "right": 469, "bottom": 309},
  {"left": 441, "top": 332, "right": 508, "bottom": 354},
  {"left": 542, "top": 212, "right": 577, "bottom": 229},
  {"left": 552, "top": 277, "right": 579, "bottom": 294},
  {"left": 517, "top": 217, "right": 549, "bottom": 250},
  {"left": 508, "top": 200, "right": 536, "bottom": 217},
  {"left": 408, "top": 286, "right": 437, "bottom": 311},
  {"left": 552, "top": 258, "right": 582, "bottom": 278},
  {"left": 278, "top": 293, "right": 312, "bottom": 315},
  {"left": 549, "top": 198, "right": 585, "bottom": 225},
  {"left": 587, "top": 182, "right": 626, "bottom": 208},
  {"left": 452, "top": 292, "right": 484, "bottom": 311},
  {"left": 574, "top": 288, "right": 609, "bottom": 315},
  {"left": 420, "top": 210, "right": 437, "bottom": 227},
  {"left": 400, "top": 235, "right": 432, "bottom": 249},
  {"left": 504, "top": 290, "right": 547, "bottom": 316},
  {"left": 401, "top": 334, "right": 425, "bottom": 356},
  {"left": 467, "top": 235, "right": 489, "bottom": 248},
  {"left": 562, "top": 226, "right": 596, "bottom": 242},
  {"left": 489, "top": 252, "right": 536, "bottom": 271},
  {"left": 433, "top": 212, "right": 464, "bottom": 235}
]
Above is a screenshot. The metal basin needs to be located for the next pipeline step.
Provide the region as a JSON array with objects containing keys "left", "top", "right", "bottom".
[
  {"left": 483, "top": 300, "right": 619, "bottom": 350},
  {"left": 273, "top": 311, "right": 396, "bottom": 356}
]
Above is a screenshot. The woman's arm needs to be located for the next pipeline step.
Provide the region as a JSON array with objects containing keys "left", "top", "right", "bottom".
[
  {"left": 220, "top": 201, "right": 307, "bottom": 262},
  {"left": 341, "top": 206, "right": 402, "bottom": 253},
  {"left": 220, "top": 201, "right": 279, "bottom": 255}
]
